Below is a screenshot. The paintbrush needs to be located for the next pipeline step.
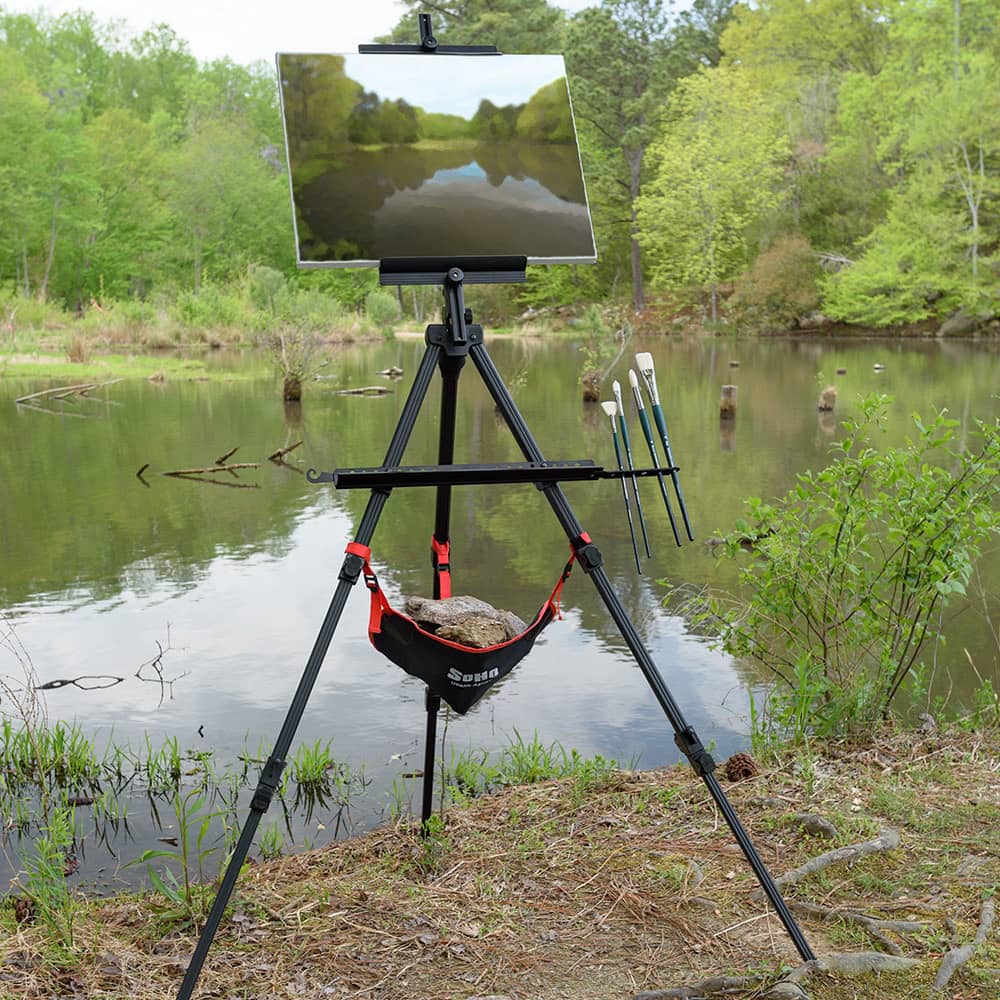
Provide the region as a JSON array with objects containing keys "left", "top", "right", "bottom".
[
  {"left": 601, "top": 400, "right": 643, "bottom": 573},
  {"left": 634, "top": 352, "right": 694, "bottom": 541},
  {"left": 612, "top": 379, "right": 651, "bottom": 558},
  {"left": 628, "top": 369, "right": 681, "bottom": 547}
]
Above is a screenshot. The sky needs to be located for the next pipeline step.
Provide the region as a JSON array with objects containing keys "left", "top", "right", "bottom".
[
  {"left": 341, "top": 53, "right": 567, "bottom": 119},
  {"left": 3, "top": 1, "right": 597, "bottom": 66}
]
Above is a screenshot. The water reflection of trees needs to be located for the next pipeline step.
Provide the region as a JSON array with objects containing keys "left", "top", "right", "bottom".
[{"left": 297, "top": 142, "right": 588, "bottom": 260}]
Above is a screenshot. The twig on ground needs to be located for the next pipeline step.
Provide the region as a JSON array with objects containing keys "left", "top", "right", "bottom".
[
  {"left": 752, "top": 829, "right": 900, "bottom": 898},
  {"left": 931, "top": 897, "right": 995, "bottom": 992}
]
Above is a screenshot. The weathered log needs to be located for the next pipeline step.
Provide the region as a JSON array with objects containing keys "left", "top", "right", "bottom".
[{"left": 332, "top": 385, "right": 393, "bottom": 396}]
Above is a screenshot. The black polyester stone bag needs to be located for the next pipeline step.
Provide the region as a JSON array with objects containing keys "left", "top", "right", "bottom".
[{"left": 346, "top": 542, "right": 574, "bottom": 714}]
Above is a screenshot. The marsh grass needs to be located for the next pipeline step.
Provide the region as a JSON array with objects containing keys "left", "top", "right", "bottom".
[{"left": 4, "top": 726, "right": 997, "bottom": 999}]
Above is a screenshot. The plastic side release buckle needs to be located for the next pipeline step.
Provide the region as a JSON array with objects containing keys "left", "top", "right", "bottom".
[
  {"left": 573, "top": 533, "right": 603, "bottom": 574},
  {"left": 250, "top": 756, "right": 286, "bottom": 812},
  {"left": 674, "top": 726, "right": 716, "bottom": 777}
]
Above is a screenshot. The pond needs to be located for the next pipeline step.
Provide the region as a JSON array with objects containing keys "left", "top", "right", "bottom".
[{"left": 1, "top": 333, "right": 999, "bottom": 889}]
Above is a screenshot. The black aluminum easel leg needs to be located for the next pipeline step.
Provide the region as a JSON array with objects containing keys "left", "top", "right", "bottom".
[
  {"left": 175, "top": 343, "right": 444, "bottom": 1000},
  {"left": 421, "top": 690, "right": 442, "bottom": 829},
  {"left": 419, "top": 352, "right": 465, "bottom": 828},
  {"left": 468, "top": 342, "right": 816, "bottom": 963}
]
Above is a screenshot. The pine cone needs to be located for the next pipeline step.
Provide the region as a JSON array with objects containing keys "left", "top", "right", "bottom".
[
  {"left": 13, "top": 896, "right": 36, "bottom": 924},
  {"left": 724, "top": 752, "right": 760, "bottom": 782}
]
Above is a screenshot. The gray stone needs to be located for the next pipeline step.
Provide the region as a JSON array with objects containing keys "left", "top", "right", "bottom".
[
  {"left": 404, "top": 594, "right": 528, "bottom": 646},
  {"left": 938, "top": 309, "right": 983, "bottom": 337}
]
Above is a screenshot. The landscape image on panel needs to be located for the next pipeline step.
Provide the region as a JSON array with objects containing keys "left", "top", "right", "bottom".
[{"left": 277, "top": 53, "right": 596, "bottom": 265}]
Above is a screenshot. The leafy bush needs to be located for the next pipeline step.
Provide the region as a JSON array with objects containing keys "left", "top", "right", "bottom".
[
  {"left": 364, "top": 289, "right": 401, "bottom": 336},
  {"left": 730, "top": 235, "right": 822, "bottom": 329},
  {"left": 172, "top": 285, "right": 250, "bottom": 329},
  {"left": 702, "top": 395, "right": 1000, "bottom": 743}
]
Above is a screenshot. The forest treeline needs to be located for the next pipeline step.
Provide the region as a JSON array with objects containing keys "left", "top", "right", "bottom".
[
  {"left": 281, "top": 54, "right": 573, "bottom": 156},
  {"left": 0, "top": 0, "right": 997, "bottom": 330}
]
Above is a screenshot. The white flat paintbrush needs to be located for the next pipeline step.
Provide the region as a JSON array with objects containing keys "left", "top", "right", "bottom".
[
  {"left": 633, "top": 353, "right": 693, "bottom": 540},
  {"left": 628, "top": 369, "right": 680, "bottom": 545},
  {"left": 601, "top": 400, "right": 642, "bottom": 572}
]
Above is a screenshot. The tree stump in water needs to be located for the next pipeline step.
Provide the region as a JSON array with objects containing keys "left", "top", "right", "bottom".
[
  {"left": 283, "top": 374, "right": 302, "bottom": 402},
  {"left": 818, "top": 385, "right": 837, "bottom": 411},
  {"left": 720, "top": 384, "right": 737, "bottom": 420},
  {"left": 581, "top": 371, "right": 601, "bottom": 403}
]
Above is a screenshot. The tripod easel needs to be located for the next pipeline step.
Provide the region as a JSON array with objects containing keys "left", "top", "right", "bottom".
[{"left": 175, "top": 260, "right": 814, "bottom": 998}]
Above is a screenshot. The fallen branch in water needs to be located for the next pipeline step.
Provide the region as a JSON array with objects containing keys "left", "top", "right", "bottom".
[
  {"left": 163, "top": 462, "right": 259, "bottom": 477},
  {"left": 752, "top": 829, "right": 900, "bottom": 898},
  {"left": 268, "top": 440, "right": 303, "bottom": 462},
  {"left": 215, "top": 445, "right": 239, "bottom": 466},
  {"left": 932, "top": 897, "right": 995, "bottom": 992},
  {"left": 332, "top": 385, "right": 393, "bottom": 396},
  {"left": 15, "top": 378, "right": 121, "bottom": 403}
]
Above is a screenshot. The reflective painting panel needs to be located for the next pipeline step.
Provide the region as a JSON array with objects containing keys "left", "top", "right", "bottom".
[{"left": 276, "top": 53, "right": 596, "bottom": 265}]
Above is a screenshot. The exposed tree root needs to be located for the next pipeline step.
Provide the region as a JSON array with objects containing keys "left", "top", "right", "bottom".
[
  {"left": 752, "top": 829, "right": 900, "bottom": 898},
  {"left": 786, "top": 899, "right": 925, "bottom": 956},
  {"left": 634, "top": 952, "right": 923, "bottom": 1000},
  {"left": 931, "top": 897, "right": 995, "bottom": 993},
  {"left": 633, "top": 973, "right": 763, "bottom": 998}
]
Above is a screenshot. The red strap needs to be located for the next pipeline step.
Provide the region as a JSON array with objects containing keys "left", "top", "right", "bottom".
[
  {"left": 431, "top": 536, "right": 452, "bottom": 600},
  {"left": 346, "top": 541, "right": 371, "bottom": 560},
  {"left": 546, "top": 548, "right": 577, "bottom": 621}
]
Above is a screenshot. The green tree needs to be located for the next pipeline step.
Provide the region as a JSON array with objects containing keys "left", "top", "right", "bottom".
[
  {"left": 824, "top": 0, "right": 1000, "bottom": 324},
  {"left": 380, "top": 0, "right": 566, "bottom": 53},
  {"left": 515, "top": 78, "right": 573, "bottom": 142},
  {"left": 566, "top": 0, "right": 734, "bottom": 312},
  {"left": 637, "top": 65, "right": 790, "bottom": 321},
  {"left": 163, "top": 120, "right": 290, "bottom": 292},
  {"left": 0, "top": 45, "right": 52, "bottom": 295}
]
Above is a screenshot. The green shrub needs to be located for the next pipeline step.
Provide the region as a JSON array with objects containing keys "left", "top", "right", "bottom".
[
  {"left": 172, "top": 285, "right": 250, "bottom": 329},
  {"left": 364, "top": 289, "right": 401, "bottom": 336},
  {"left": 730, "top": 235, "right": 822, "bottom": 329},
  {"left": 0, "top": 292, "right": 68, "bottom": 333},
  {"left": 702, "top": 395, "right": 1000, "bottom": 743},
  {"left": 274, "top": 287, "right": 344, "bottom": 332}
]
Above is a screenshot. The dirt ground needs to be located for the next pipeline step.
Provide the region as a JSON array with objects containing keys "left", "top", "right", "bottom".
[{"left": 2, "top": 726, "right": 998, "bottom": 999}]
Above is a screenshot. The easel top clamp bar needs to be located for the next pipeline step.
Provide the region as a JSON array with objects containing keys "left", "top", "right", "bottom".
[
  {"left": 361, "top": 16, "right": 523, "bottom": 287},
  {"left": 359, "top": 12, "right": 500, "bottom": 55}
]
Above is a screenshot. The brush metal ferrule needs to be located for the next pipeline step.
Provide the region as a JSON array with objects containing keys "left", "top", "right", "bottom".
[
  {"left": 612, "top": 380, "right": 625, "bottom": 413},
  {"left": 628, "top": 371, "right": 645, "bottom": 410},
  {"left": 639, "top": 369, "right": 660, "bottom": 406}
]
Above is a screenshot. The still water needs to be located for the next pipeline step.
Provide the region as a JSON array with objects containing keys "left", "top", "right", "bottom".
[{"left": 1, "top": 334, "right": 999, "bottom": 884}]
